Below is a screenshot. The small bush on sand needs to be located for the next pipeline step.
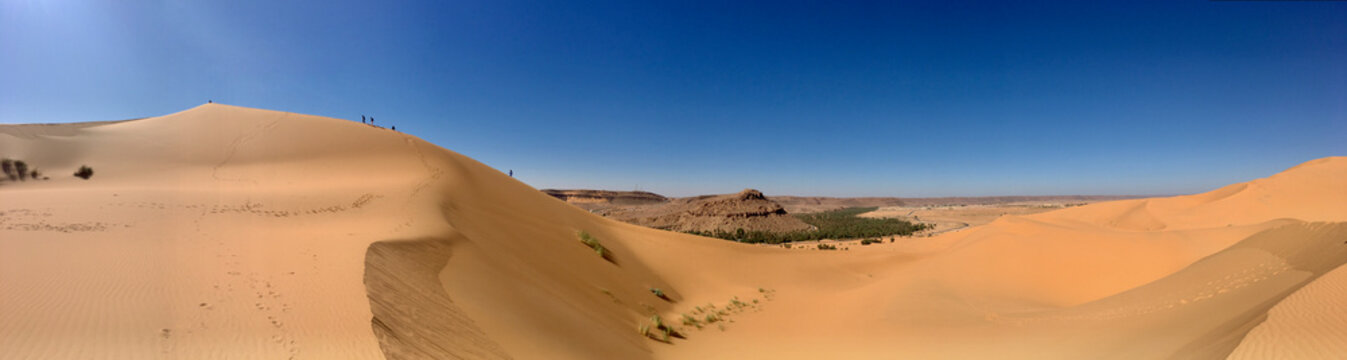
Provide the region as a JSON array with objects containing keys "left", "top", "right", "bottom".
[
  {"left": 74, "top": 165, "right": 94, "bottom": 180},
  {"left": 817, "top": 243, "right": 837, "bottom": 250},
  {"left": 681, "top": 314, "right": 700, "bottom": 328},
  {"left": 1, "top": 159, "right": 13, "bottom": 180},
  {"left": 14, "top": 161, "right": 28, "bottom": 181},
  {"left": 638, "top": 314, "right": 682, "bottom": 342},
  {"left": 577, "top": 230, "right": 612, "bottom": 261},
  {"left": 650, "top": 288, "right": 670, "bottom": 301},
  {"left": 704, "top": 313, "right": 720, "bottom": 323}
]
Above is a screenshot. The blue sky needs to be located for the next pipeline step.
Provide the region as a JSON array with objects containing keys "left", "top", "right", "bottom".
[{"left": 2, "top": 1, "right": 1344, "bottom": 197}]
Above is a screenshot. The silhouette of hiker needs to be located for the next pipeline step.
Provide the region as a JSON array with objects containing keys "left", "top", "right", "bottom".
[
  {"left": 391, "top": 126, "right": 396, "bottom": 131},
  {"left": 509, "top": 170, "right": 513, "bottom": 177},
  {"left": 208, "top": 100, "right": 212, "bottom": 103},
  {"left": 361, "top": 115, "right": 366, "bottom": 124}
]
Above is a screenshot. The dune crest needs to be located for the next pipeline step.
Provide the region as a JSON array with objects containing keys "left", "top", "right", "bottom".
[{"left": 1, "top": 105, "right": 1343, "bottom": 359}]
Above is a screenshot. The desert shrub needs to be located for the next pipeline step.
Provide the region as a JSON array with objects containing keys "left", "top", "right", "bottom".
[
  {"left": 576, "top": 231, "right": 612, "bottom": 261},
  {"left": 14, "top": 161, "right": 27, "bottom": 181},
  {"left": 639, "top": 314, "right": 680, "bottom": 342},
  {"left": 860, "top": 238, "right": 879, "bottom": 245},
  {"left": 1, "top": 159, "right": 13, "bottom": 180},
  {"left": 681, "top": 314, "right": 699, "bottom": 327},
  {"left": 817, "top": 243, "right": 837, "bottom": 250},
  {"left": 649, "top": 287, "right": 671, "bottom": 301},
  {"left": 74, "top": 165, "right": 94, "bottom": 180}
]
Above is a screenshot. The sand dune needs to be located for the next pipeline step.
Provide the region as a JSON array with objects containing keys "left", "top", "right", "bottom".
[{"left": 1, "top": 104, "right": 1343, "bottom": 359}]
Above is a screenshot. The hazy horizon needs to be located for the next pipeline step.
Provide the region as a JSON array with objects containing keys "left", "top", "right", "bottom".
[{"left": 3, "top": 1, "right": 1344, "bottom": 197}]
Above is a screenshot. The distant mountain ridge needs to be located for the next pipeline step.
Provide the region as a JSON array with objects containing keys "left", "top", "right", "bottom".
[
  {"left": 773, "top": 195, "right": 1146, "bottom": 213},
  {"left": 540, "top": 189, "right": 669, "bottom": 209}
]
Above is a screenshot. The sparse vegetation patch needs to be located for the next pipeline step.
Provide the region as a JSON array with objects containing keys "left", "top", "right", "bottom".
[
  {"left": 577, "top": 230, "right": 613, "bottom": 261},
  {"left": 74, "top": 165, "right": 94, "bottom": 180},
  {"left": 685, "top": 207, "right": 927, "bottom": 244},
  {"left": 663, "top": 288, "right": 776, "bottom": 337},
  {"left": 650, "top": 287, "right": 670, "bottom": 301},
  {"left": 637, "top": 314, "right": 683, "bottom": 342},
  {"left": 1, "top": 159, "right": 51, "bottom": 182}
]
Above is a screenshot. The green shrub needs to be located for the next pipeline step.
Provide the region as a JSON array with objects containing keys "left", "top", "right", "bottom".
[
  {"left": 817, "top": 243, "right": 837, "bottom": 250},
  {"left": 650, "top": 287, "right": 671, "bottom": 301},
  {"left": 638, "top": 314, "right": 681, "bottom": 342},
  {"left": 681, "top": 314, "right": 699, "bottom": 327},
  {"left": 577, "top": 231, "right": 612, "bottom": 261},
  {"left": 704, "top": 313, "right": 720, "bottom": 323}
]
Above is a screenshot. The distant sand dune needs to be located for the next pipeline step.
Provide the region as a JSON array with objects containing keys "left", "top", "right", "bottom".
[{"left": 0, "top": 104, "right": 1343, "bottom": 359}]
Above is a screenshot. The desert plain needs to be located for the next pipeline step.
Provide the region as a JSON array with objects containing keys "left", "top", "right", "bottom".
[{"left": 2, "top": 104, "right": 1345, "bottom": 359}]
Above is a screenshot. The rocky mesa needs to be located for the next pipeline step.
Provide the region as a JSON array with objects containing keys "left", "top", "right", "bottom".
[{"left": 597, "top": 189, "right": 813, "bottom": 234}]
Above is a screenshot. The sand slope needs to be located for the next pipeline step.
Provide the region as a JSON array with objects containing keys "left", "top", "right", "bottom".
[{"left": 1, "top": 104, "right": 1344, "bottom": 359}]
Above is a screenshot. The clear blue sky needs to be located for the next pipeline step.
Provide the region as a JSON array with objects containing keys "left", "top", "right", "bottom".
[{"left": 2, "top": 1, "right": 1343, "bottom": 197}]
